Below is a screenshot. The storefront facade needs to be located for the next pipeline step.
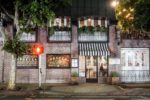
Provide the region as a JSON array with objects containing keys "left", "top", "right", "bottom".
[{"left": 0, "top": 0, "right": 150, "bottom": 84}]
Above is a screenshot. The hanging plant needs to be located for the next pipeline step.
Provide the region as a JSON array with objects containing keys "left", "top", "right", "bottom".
[
  {"left": 79, "top": 25, "right": 107, "bottom": 34},
  {"left": 48, "top": 26, "right": 71, "bottom": 36}
]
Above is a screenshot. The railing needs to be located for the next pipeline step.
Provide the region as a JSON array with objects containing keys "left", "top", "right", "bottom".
[
  {"left": 78, "top": 32, "right": 107, "bottom": 42},
  {"left": 49, "top": 31, "right": 71, "bottom": 41},
  {"left": 120, "top": 70, "right": 150, "bottom": 83}
]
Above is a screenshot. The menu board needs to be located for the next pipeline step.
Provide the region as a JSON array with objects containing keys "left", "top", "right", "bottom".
[
  {"left": 47, "top": 54, "right": 70, "bottom": 68},
  {"left": 17, "top": 55, "right": 38, "bottom": 68}
]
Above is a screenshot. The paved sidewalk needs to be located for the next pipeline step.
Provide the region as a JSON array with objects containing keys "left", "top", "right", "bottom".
[
  {"left": 0, "top": 83, "right": 150, "bottom": 97},
  {"left": 47, "top": 84, "right": 122, "bottom": 93}
]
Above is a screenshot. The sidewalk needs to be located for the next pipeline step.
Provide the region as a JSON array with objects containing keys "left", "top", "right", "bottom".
[
  {"left": 0, "top": 83, "right": 150, "bottom": 96},
  {"left": 42, "top": 84, "right": 122, "bottom": 94}
]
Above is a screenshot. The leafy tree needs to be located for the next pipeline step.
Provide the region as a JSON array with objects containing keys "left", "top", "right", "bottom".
[
  {"left": 116, "top": 0, "right": 150, "bottom": 34},
  {"left": 0, "top": 0, "right": 71, "bottom": 90}
]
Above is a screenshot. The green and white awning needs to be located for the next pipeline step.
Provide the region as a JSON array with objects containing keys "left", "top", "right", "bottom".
[{"left": 79, "top": 43, "right": 110, "bottom": 56}]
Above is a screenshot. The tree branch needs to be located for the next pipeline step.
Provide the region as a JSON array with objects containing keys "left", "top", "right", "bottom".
[{"left": 0, "top": 5, "right": 14, "bottom": 19}]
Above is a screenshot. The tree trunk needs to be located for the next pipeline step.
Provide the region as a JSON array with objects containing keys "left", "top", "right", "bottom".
[
  {"left": 7, "top": 55, "right": 16, "bottom": 90},
  {"left": 7, "top": 3, "right": 19, "bottom": 90}
]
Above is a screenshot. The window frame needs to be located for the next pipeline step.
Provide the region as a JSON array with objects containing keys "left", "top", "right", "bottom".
[
  {"left": 16, "top": 54, "right": 39, "bottom": 69},
  {"left": 46, "top": 54, "right": 71, "bottom": 69},
  {"left": 19, "top": 30, "right": 38, "bottom": 43}
]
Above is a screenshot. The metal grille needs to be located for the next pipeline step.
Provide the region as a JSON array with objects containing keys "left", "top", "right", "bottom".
[
  {"left": 78, "top": 32, "right": 107, "bottom": 42},
  {"left": 120, "top": 70, "right": 150, "bottom": 83},
  {"left": 49, "top": 31, "right": 71, "bottom": 41}
]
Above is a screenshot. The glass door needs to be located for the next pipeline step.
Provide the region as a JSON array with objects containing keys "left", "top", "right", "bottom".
[{"left": 86, "top": 56, "right": 98, "bottom": 83}]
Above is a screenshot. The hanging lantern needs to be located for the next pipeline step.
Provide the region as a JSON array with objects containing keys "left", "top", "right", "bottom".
[
  {"left": 68, "top": 17, "right": 71, "bottom": 28},
  {"left": 91, "top": 17, "right": 94, "bottom": 26},
  {"left": 59, "top": 17, "right": 61, "bottom": 27},
  {"left": 78, "top": 18, "right": 80, "bottom": 28},
  {"left": 98, "top": 17, "right": 102, "bottom": 26},
  {"left": 84, "top": 17, "right": 87, "bottom": 26},
  {"left": 64, "top": 17, "right": 67, "bottom": 27},
  {"left": 105, "top": 19, "right": 107, "bottom": 28},
  {"left": 53, "top": 18, "right": 57, "bottom": 26}
]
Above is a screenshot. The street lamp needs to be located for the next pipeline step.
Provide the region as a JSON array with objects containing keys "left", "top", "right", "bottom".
[{"left": 111, "top": 0, "right": 119, "bottom": 8}]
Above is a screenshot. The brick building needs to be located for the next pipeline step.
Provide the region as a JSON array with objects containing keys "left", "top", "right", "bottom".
[{"left": 0, "top": 0, "right": 150, "bottom": 84}]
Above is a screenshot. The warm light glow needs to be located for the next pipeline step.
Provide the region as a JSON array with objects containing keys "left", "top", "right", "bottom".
[
  {"left": 129, "top": 17, "right": 134, "bottom": 20},
  {"left": 130, "top": 8, "right": 134, "bottom": 12},
  {"left": 33, "top": 45, "right": 44, "bottom": 55},
  {"left": 36, "top": 47, "right": 41, "bottom": 54},
  {"left": 118, "top": 12, "right": 122, "bottom": 15},
  {"left": 126, "top": 13, "right": 131, "bottom": 18},
  {"left": 88, "top": 18, "right": 91, "bottom": 22},
  {"left": 111, "top": 0, "right": 119, "bottom": 8},
  {"left": 123, "top": 9, "right": 126, "bottom": 12}
]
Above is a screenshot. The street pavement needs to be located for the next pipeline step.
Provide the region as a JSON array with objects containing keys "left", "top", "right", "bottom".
[
  {"left": 0, "top": 95, "right": 150, "bottom": 100},
  {"left": 0, "top": 84, "right": 150, "bottom": 100}
]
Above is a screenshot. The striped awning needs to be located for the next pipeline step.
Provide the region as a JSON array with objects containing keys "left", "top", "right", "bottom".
[{"left": 79, "top": 43, "right": 110, "bottom": 56}]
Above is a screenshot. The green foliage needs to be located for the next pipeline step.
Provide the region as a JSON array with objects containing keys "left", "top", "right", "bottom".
[
  {"left": 116, "top": 0, "right": 150, "bottom": 33},
  {"left": 19, "top": 0, "right": 55, "bottom": 28},
  {"left": 71, "top": 72, "right": 79, "bottom": 77},
  {"left": 116, "top": 0, "right": 135, "bottom": 33},
  {"left": 17, "top": 0, "right": 71, "bottom": 29},
  {"left": 2, "top": 36, "right": 28, "bottom": 57},
  {"left": 48, "top": 26, "right": 71, "bottom": 36},
  {"left": 78, "top": 26, "right": 107, "bottom": 34},
  {"left": 110, "top": 71, "right": 119, "bottom": 77},
  {"left": 134, "top": 0, "right": 150, "bottom": 32}
]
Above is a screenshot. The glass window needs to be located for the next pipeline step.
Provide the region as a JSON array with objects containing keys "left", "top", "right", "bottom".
[
  {"left": 47, "top": 54, "right": 70, "bottom": 68},
  {"left": 78, "top": 17, "right": 108, "bottom": 42},
  {"left": 121, "top": 48, "right": 150, "bottom": 82},
  {"left": 72, "top": 59, "right": 78, "bottom": 68},
  {"left": 86, "top": 56, "right": 97, "bottom": 78},
  {"left": 16, "top": 55, "right": 38, "bottom": 68},
  {"left": 98, "top": 56, "right": 108, "bottom": 77},
  {"left": 121, "top": 48, "right": 149, "bottom": 70},
  {"left": 48, "top": 17, "right": 71, "bottom": 42},
  {"left": 20, "top": 31, "right": 36, "bottom": 42}
]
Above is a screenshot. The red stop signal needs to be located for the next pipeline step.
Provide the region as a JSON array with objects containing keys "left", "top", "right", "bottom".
[{"left": 33, "top": 45, "right": 44, "bottom": 55}]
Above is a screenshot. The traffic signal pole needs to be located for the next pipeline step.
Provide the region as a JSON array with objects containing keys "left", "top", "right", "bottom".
[
  {"left": 39, "top": 54, "right": 42, "bottom": 88},
  {"left": 32, "top": 44, "right": 44, "bottom": 89}
]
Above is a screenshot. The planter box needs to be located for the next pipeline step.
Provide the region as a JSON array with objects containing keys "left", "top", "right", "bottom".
[
  {"left": 70, "top": 77, "right": 79, "bottom": 85},
  {"left": 107, "top": 77, "right": 120, "bottom": 85}
]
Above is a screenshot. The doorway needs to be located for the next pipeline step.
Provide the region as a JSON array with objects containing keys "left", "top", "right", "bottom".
[{"left": 86, "top": 56, "right": 98, "bottom": 83}]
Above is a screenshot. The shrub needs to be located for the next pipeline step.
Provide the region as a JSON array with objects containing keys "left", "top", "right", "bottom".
[
  {"left": 71, "top": 72, "right": 79, "bottom": 77},
  {"left": 110, "top": 71, "right": 119, "bottom": 77}
]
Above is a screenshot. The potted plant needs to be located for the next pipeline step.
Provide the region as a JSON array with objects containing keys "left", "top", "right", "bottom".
[
  {"left": 108, "top": 71, "right": 120, "bottom": 85},
  {"left": 71, "top": 72, "right": 79, "bottom": 85}
]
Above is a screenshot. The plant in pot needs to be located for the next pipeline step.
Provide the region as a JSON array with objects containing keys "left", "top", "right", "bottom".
[
  {"left": 71, "top": 72, "right": 79, "bottom": 85},
  {"left": 109, "top": 71, "right": 120, "bottom": 85}
]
